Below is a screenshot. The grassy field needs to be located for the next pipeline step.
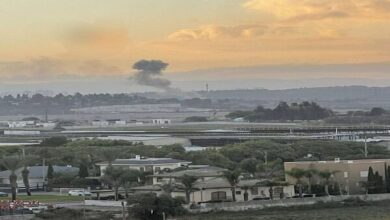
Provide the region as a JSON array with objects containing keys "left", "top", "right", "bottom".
[
  {"left": 7, "top": 195, "right": 83, "bottom": 203},
  {"left": 178, "top": 200, "right": 390, "bottom": 220}
]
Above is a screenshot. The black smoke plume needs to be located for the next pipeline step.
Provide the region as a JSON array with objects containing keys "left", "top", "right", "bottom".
[{"left": 132, "top": 60, "right": 173, "bottom": 91}]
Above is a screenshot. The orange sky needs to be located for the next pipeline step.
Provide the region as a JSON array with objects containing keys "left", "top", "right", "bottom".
[{"left": 0, "top": 0, "right": 389, "bottom": 82}]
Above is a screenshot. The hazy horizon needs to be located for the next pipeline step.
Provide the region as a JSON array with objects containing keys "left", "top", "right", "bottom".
[{"left": 0, "top": 0, "right": 389, "bottom": 93}]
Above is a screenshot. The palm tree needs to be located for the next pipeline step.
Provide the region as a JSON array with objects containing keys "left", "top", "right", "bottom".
[
  {"left": 304, "top": 169, "right": 318, "bottom": 194},
  {"left": 318, "top": 170, "right": 338, "bottom": 196},
  {"left": 21, "top": 155, "right": 38, "bottom": 196},
  {"left": 180, "top": 174, "right": 198, "bottom": 204},
  {"left": 1, "top": 156, "right": 23, "bottom": 201},
  {"left": 21, "top": 168, "right": 31, "bottom": 196},
  {"left": 286, "top": 168, "right": 306, "bottom": 198},
  {"left": 223, "top": 170, "right": 241, "bottom": 201}
]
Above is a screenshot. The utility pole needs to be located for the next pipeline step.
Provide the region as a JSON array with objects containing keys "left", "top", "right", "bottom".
[
  {"left": 364, "top": 135, "right": 368, "bottom": 158},
  {"left": 121, "top": 201, "right": 126, "bottom": 220}
]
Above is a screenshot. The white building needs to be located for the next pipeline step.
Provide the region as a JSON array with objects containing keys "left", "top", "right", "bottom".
[
  {"left": 97, "top": 156, "right": 191, "bottom": 176},
  {"left": 91, "top": 120, "right": 109, "bottom": 127},
  {"left": 151, "top": 119, "right": 171, "bottom": 125}
]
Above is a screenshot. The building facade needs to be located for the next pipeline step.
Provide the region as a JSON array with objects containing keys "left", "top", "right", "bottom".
[{"left": 284, "top": 159, "right": 390, "bottom": 195}]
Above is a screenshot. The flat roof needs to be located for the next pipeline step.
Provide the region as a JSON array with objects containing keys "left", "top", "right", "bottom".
[{"left": 97, "top": 158, "right": 191, "bottom": 166}]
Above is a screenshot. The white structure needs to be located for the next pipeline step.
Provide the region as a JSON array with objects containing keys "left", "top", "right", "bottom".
[
  {"left": 97, "top": 156, "right": 191, "bottom": 176},
  {"left": 37, "top": 122, "right": 57, "bottom": 128},
  {"left": 114, "top": 120, "right": 127, "bottom": 126},
  {"left": 8, "top": 121, "right": 35, "bottom": 128},
  {"left": 4, "top": 130, "right": 40, "bottom": 135},
  {"left": 91, "top": 120, "right": 109, "bottom": 127},
  {"left": 151, "top": 119, "right": 171, "bottom": 125}
]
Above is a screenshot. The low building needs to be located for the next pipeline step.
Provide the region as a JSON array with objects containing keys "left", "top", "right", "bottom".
[
  {"left": 131, "top": 165, "right": 295, "bottom": 204},
  {"left": 284, "top": 159, "right": 390, "bottom": 195},
  {"left": 97, "top": 156, "right": 191, "bottom": 176},
  {"left": 151, "top": 119, "right": 171, "bottom": 125},
  {"left": 91, "top": 120, "right": 109, "bottom": 127}
]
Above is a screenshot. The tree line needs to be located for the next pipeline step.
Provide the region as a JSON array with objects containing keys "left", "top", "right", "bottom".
[{"left": 226, "top": 101, "right": 333, "bottom": 122}]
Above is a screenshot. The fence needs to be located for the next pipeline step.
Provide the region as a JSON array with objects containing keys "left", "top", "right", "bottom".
[{"left": 186, "top": 193, "right": 390, "bottom": 213}]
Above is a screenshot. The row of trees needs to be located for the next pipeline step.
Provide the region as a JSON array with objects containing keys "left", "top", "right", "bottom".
[
  {"left": 286, "top": 168, "right": 338, "bottom": 197},
  {"left": 227, "top": 101, "right": 333, "bottom": 121}
]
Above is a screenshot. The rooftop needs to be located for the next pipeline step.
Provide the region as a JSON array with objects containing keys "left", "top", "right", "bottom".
[
  {"left": 150, "top": 166, "right": 226, "bottom": 178},
  {"left": 285, "top": 158, "right": 390, "bottom": 165},
  {"left": 97, "top": 157, "right": 191, "bottom": 166}
]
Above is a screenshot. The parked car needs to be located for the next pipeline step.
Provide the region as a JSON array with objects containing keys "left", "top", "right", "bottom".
[
  {"left": 68, "top": 190, "right": 91, "bottom": 196},
  {"left": 0, "top": 192, "right": 8, "bottom": 197}
]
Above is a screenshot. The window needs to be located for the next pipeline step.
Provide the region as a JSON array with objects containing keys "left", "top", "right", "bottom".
[
  {"left": 156, "top": 177, "right": 163, "bottom": 182},
  {"left": 251, "top": 187, "right": 259, "bottom": 195},
  {"left": 236, "top": 191, "right": 241, "bottom": 195},
  {"left": 344, "top": 172, "right": 348, "bottom": 178},
  {"left": 211, "top": 191, "right": 227, "bottom": 201},
  {"left": 360, "top": 171, "right": 368, "bottom": 178},
  {"left": 155, "top": 167, "right": 161, "bottom": 172}
]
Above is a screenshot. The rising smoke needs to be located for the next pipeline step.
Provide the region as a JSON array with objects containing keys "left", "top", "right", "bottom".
[{"left": 132, "top": 59, "right": 173, "bottom": 91}]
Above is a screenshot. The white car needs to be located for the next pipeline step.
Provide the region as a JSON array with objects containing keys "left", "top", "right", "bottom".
[{"left": 68, "top": 190, "right": 92, "bottom": 196}]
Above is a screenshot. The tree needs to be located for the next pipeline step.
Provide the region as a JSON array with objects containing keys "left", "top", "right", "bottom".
[
  {"left": 240, "top": 158, "right": 258, "bottom": 176},
  {"left": 367, "top": 166, "right": 375, "bottom": 193},
  {"left": 47, "top": 164, "right": 54, "bottom": 180},
  {"left": 128, "top": 193, "right": 185, "bottom": 220},
  {"left": 180, "top": 175, "right": 198, "bottom": 204},
  {"left": 223, "top": 170, "right": 241, "bottom": 201},
  {"left": 304, "top": 169, "right": 318, "bottom": 194},
  {"left": 286, "top": 168, "right": 306, "bottom": 198},
  {"left": 40, "top": 136, "right": 68, "bottom": 147},
  {"left": 120, "top": 169, "right": 140, "bottom": 198},
  {"left": 1, "top": 156, "right": 23, "bottom": 201},
  {"left": 78, "top": 163, "right": 89, "bottom": 178},
  {"left": 318, "top": 170, "right": 338, "bottom": 196},
  {"left": 101, "top": 166, "right": 128, "bottom": 201},
  {"left": 21, "top": 155, "right": 37, "bottom": 196}
]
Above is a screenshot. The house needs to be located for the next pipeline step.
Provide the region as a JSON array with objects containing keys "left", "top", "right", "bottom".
[
  {"left": 284, "top": 158, "right": 390, "bottom": 195},
  {"left": 0, "top": 165, "right": 79, "bottom": 191},
  {"left": 131, "top": 165, "right": 295, "bottom": 204},
  {"left": 151, "top": 119, "right": 171, "bottom": 125},
  {"left": 97, "top": 156, "right": 191, "bottom": 176}
]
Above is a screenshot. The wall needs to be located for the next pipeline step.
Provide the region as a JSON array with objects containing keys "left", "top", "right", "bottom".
[{"left": 186, "top": 193, "right": 390, "bottom": 213}]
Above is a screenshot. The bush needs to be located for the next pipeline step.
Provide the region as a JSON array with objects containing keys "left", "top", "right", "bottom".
[{"left": 128, "top": 193, "right": 186, "bottom": 220}]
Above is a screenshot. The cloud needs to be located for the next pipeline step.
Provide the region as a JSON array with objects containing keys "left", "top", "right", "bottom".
[
  {"left": 243, "top": 0, "right": 390, "bottom": 22},
  {"left": 0, "top": 57, "right": 124, "bottom": 81},
  {"left": 168, "top": 24, "right": 268, "bottom": 40}
]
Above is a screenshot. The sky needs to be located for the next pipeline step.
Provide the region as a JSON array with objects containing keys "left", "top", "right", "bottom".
[{"left": 0, "top": 0, "right": 390, "bottom": 92}]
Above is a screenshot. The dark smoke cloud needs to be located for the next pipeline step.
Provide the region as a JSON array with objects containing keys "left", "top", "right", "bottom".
[{"left": 132, "top": 59, "right": 173, "bottom": 91}]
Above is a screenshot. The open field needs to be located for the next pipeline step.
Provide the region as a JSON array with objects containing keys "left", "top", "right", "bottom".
[
  {"left": 178, "top": 200, "right": 390, "bottom": 220},
  {"left": 8, "top": 195, "right": 84, "bottom": 203}
]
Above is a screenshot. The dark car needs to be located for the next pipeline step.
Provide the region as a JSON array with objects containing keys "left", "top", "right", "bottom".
[{"left": 0, "top": 192, "right": 8, "bottom": 197}]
